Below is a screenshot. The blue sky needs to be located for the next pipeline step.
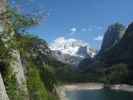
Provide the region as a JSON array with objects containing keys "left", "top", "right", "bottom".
[{"left": 11, "top": 0, "right": 133, "bottom": 49}]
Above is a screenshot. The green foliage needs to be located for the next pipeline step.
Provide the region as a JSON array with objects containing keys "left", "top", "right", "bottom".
[
  {"left": 3, "top": 6, "right": 38, "bottom": 33},
  {"left": 39, "top": 64, "right": 57, "bottom": 92},
  {"left": 16, "top": 34, "right": 58, "bottom": 100},
  {"left": 46, "top": 59, "right": 101, "bottom": 83},
  {"left": 99, "top": 63, "right": 129, "bottom": 84},
  {"left": 0, "top": 39, "right": 11, "bottom": 64},
  {"left": 27, "top": 61, "right": 49, "bottom": 100},
  {"left": 16, "top": 33, "right": 39, "bottom": 53},
  {"left": 48, "top": 93, "right": 59, "bottom": 100},
  {"left": 4, "top": 75, "right": 24, "bottom": 100},
  {"left": 0, "top": 4, "right": 59, "bottom": 100},
  {"left": 107, "top": 63, "right": 128, "bottom": 84},
  {"left": 2, "top": 63, "right": 25, "bottom": 100}
]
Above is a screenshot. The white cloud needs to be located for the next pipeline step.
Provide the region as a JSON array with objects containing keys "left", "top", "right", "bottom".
[
  {"left": 68, "top": 27, "right": 77, "bottom": 35},
  {"left": 94, "top": 35, "right": 103, "bottom": 41},
  {"left": 70, "top": 27, "right": 77, "bottom": 33}
]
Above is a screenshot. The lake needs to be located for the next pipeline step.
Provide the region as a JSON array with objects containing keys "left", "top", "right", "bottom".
[{"left": 65, "top": 89, "right": 133, "bottom": 100}]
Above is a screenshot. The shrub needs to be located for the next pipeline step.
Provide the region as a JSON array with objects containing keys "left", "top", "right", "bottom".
[
  {"left": 27, "top": 61, "right": 49, "bottom": 100},
  {"left": 106, "top": 63, "right": 128, "bottom": 84}
]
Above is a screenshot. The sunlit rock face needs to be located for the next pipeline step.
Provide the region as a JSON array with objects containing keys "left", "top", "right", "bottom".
[
  {"left": 10, "top": 50, "right": 29, "bottom": 96},
  {"left": 50, "top": 37, "right": 96, "bottom": 66},
  {"left": 0, "top": 74, "right": 9, "bottom": 100},
  {"left": 0, "top": 0, "right": 6, "bottom": 14},
  {"left": 0, "top": 1, "right": 9, "bottom": 100},
  {"left": 0, "top": 0, "right": 29, "bottom": 99},
  {"left": 100, "top": 23, "right": 125, "bottom": 52},
  {"left": 51, "top": 50, "right": 83, "bottom": 66},
  {"left": 31, "top": 39, "right": 51, "bottom": 57}
]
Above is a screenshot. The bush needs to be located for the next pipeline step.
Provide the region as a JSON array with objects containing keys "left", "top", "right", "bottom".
[
  {"left": 106, "top": 63, "right": 128, "bottom": 84},
  {"left": 39, "top": 64, "right": 57, "bottom": 92},
  {"left": 27, "top": 61, "right": 49, "bottom": 100}
]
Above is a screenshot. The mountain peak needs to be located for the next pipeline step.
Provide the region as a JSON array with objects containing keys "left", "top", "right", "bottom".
[
  {"left": 50, "top": 37, "right": 95, "bottom": 57},
  {"left": 50, "top": 37, "right": 96, "bottom": 66}
]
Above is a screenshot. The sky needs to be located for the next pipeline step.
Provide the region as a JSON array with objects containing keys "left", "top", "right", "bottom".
[{"left": 11, "top": 0, "right": 133, "bottom": 49}]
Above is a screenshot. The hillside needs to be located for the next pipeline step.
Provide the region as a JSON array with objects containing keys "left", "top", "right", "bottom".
[
  {"left": 0, "top": 2, "right": 62, "bottom": 100},
  {"left": 78, "top": 22, "right": 133, "bottom": 84},
  {"left": 50, "top": 37, "right": 96, "bottom": 66}
]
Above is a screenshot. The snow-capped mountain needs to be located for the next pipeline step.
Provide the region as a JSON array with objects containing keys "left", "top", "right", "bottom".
[{"left": 50, "top": 37, "right": 96, "bottom": 66}]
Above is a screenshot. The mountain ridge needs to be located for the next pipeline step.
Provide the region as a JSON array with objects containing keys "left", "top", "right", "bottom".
[{"left": 50, "top": 37, "right": 96, "bottom": 66}]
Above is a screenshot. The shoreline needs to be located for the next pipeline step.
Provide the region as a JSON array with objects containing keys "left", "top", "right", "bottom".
[
  {"left": 109, "top": 84, "right": 133, "bottom": 92},
  {"left": 61, "top": 83, "right": 133, "bottom": 92},
  {"left": 56, "top": 83, "right": 133, "bottom": 100},
  {"left": 63, "top": 83, "right": 104, "bottom": 91}
]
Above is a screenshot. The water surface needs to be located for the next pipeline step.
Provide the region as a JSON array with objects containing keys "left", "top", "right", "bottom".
[{"left": 66, "top": 89, "right": 133, "bottom": 100}]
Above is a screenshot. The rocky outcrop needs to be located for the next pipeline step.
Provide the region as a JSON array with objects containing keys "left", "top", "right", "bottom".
[
  {"left": 0, "top": 0, "right": 6, "bottom": 13},
  {"left": 76, "top": 46, "right": 91, "bottom": 58},
  {"left": 52, "top": 50, "right": 83, "bottom": 66},
  {"left": 10, "top": 49, "right": 29, "bottom": 97},
  {"left": 100, "top": 23, "right": 125, "bottom": 52},
  {"left": 79, "top": 23, "right": 126, "bottom": 72},
  {"left": 0, "top": 1, "right": 12, "bottom": 100},
  {"left": 0, "top": 73, "right": 9, "bottom": 100},
  {"left": 96, "top": 22, "right": 133, "bottom": 66},
  {"left": 83, "top": 22, "right": 133, "bottom": 84},
  {"left": 0, "top": 1, "right": 60, "bottom": 100},
  {"left": 0, "top": 0, "right": 29, "bottom": 99}
]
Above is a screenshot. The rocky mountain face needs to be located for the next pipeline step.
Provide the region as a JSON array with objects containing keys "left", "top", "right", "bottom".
[
  {"left": 97, "top": 22, "right": 133, "bottom": 67},
  {"left": 0, "top": 32, "right": 59, "bottom": 100},
  {"left": 95, "top": 22, "right": 133, "bottom": 83},
  {"left": 79, "top": 23, "right": 126, "bottom": 71},
  {"left": 0, "top": 1, "right": 28, "bottom": 99},
  {"left": 100, "top": 23, "right": 125, "bottom": 53},
  {"left": 0, "top": 1, "right": 9, "bottom": 100},
  {"left": 51, "top": 50, "right": 83, "bottom": 66},
  {"left": 79, "top": 22, "right": 133, "bottom": 84},
  {"left": 50, "top": 37, "right": 96, "bottom": 66},
  {"left": 0, "top": 1, "right": 58, "bottom": 100}
]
